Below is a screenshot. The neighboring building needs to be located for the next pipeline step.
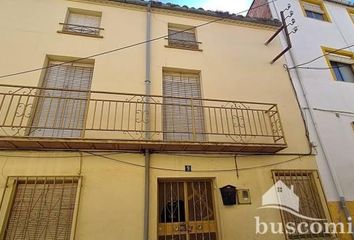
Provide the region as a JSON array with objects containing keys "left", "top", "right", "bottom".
[
  {"left": 249, "top": 0, "right": 354, "bottom": 238},
  {"left": 0, "top": 0, "right": 336, "bottom": 239}
]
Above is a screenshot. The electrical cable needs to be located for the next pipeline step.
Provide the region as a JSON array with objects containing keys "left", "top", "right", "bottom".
[
  {"left": 85, "top": 151, "right": 308, "bottom": 172},
  {"left": 288, "top": 44, "right": 354, "bottom": 69},
  {"left": 0, "top": 150, "right": 314, "bottom": 159},
  {"left": 295, "top": 65, "right": 352, "bottom": 70},
  {"left": 0, "top": 0, "right": 277, "bottom": 79}
]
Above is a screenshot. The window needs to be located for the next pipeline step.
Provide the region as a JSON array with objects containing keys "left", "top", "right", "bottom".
[
  {"left": 273, "top": 170, "right": 330, "bottom": 239},
  {"left": 167, "top": 24, "right": 200, "bottom": 50},
  {"left": 330, "top": 61, "right": 354, "bottom": 83},
  {"left": 158, "top": 179, "right": 217, "bottom": 240},
  {"left": 300, "top": 0, "right": 330, "bottom": 22},
  {"left": 1, "top": 176, "right": 80, "bottom": 240},
  {"left": 322, "top": 47, "right": 354, "bottom": 83},
  {"left": 30, "top": 60, "right": 94, "bottom": 138},
  {"left": 305, "top": 10, "right": 325, "bottom": 20},
  {"left": 163, "top": 71, "right": 205, "bottom": 141},
  {"left": 60, "top": 9, "right": 103, "bottom": 37},
  {"left": 348, "top": 8, "right": 354, "bottom": 24}
]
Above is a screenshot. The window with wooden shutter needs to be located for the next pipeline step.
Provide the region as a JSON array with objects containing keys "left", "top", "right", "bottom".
[
  {"left": 30, "top": 61, "right": 94, "bottom": 138},
  {"left": 2, "top": 177, "right": 80, "bottom": 240},
  {"left": 330, "top": 61, "right": 354, "bottom": 83},
  {"left": 163, "top": 71, "right": 205, "bottom": 141},
  {"left": 272, "top": 170, "right": 330, "bottom": 239},
  {"left": 303, "top": 2, "right": 324, "bottom": 14},
  {"left": 300, "top": 0, "right": 330, "bottom": 21},
  {"left": 168, "top": 24, "right": 199, "bottom": 50},
  {"left": 323, "top": 47, "right": 354, "bottom": 83},
  {"left": 62, "top": 9, "right": 102, "bottom": 36}
]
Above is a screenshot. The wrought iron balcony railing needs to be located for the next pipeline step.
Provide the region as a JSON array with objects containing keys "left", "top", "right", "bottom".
[
  {"left": 166, "top": 38, "right": 201, "bottom": 50},
  {"left": 59, "top": 23, "right": 103, "bottom": 37},
  {"left": 0, "top": 84, "right": 286, "bottom": 152}
]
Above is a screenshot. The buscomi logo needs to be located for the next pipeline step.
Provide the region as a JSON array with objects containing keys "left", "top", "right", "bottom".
[
  {"left": 259, "top": 180, "right": 325, "bottom": 221},
  {"left": 254, "top": 180, "right": 353, "bottom": 236}
]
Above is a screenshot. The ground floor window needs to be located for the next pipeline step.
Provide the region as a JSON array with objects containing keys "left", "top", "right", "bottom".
[
  {"left": 0, "top": 176, "right": 80, "bottom": 240},
  {"left": 272, "top": 170, "right": 330, "bottom": 239}
]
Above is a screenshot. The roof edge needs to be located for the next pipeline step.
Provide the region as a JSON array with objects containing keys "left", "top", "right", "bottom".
[
  {"left": 325, "top": 0, "right": 354, "bottom": 7},
  {"left": 108, "top": 0, "right": 282, "bottom": 28}
]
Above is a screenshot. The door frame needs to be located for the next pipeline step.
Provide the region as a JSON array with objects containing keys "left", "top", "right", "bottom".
[{"left": 156, "top": 177, "right": 219, "bottom": 240}]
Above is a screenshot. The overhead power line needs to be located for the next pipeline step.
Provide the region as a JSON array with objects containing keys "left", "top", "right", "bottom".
[
  {"left": 295, "top": 65, "right": 351, "bottom": 70},
  {"left": 85, "top": 151, "right": 307, "bottom": 172},
  {"left": 0, "top": 0, "right": 277, "bottom": 79},
  {"left": 288, "top": 44, "right": 354, "bottom": 69}
]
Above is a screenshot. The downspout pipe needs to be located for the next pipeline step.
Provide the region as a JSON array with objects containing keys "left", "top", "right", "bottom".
[
  {"left": 270, "top": 2, "right": 353, "bottom": 236},
  {"left": 285, "top": 63, "right": 354, "bottom": 238},
  {"left": 143, "top": 2, "right": 152, "bottom": 240}
]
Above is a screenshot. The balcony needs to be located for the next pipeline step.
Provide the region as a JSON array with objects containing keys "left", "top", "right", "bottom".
[
  {"left": 0, "top": 84, "right": 287, "bottom": 153},
  {"left": 58, "top": 23, "right": 104, "bottom": 38}
]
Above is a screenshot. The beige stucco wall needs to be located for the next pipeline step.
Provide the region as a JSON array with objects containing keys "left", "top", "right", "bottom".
[
  {"left": 0, "top": 0, "right": 330, "bottom": 239},
  {"left": 0, "top": 151, "right": 322, "bottom": 240},
  {"left": 0, "top": 0, "right": 309, "bottom": 153}
]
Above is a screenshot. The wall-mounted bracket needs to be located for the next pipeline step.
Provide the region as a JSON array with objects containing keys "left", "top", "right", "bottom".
[{"left": 265, "top": 5, "right": 298, "bottom": 64}]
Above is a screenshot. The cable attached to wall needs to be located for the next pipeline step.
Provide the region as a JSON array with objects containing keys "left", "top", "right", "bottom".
[{"left": 0, "top": 0, "right": 278, "bottom": 80}]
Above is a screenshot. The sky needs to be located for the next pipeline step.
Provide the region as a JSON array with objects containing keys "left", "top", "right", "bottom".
[{"left": 159, "top": 0, "right": 254, "bottom": 15}]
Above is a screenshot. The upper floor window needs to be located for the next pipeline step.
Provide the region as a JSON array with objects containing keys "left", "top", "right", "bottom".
[
  {"left": 348, "top": 8, "right": 354, "bottom": 24},
  {"left": 323, "top": 47, "right": 354, "bottom": 83},
  {"left": 167, "top": 24, "right": 201, "bottom": 51},
  {"left": 59, "top": 9, "right": 103, "bottom": 38},
  {"left": 30, "top": 60, "right": 94, "bottom": 138},
  {"left": 300, "top": 0, "right": 330, "bottom": 22},
  {"left": 330, "top": 61, "right": 354, "bottom": 83},
  {"left": 162, "top": 70, "right": 205, "bottom": 141}
]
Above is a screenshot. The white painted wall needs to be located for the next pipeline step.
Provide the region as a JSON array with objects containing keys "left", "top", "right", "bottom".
[{"left": 268, "top": 0, "right": 354, "bottom": 201}]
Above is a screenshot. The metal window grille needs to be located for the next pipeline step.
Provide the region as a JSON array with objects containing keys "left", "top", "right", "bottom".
[
  {"left": 158, "top": 179, "right": 217, "bottom": 240},
  {"left": 272, "top": 170, "right": 332, "bottom": 239},
  {"left": 64, "top": 12, "right": 101, "bottom": 35},
  {"left": 168, "top": 26, "right": 199, "bottom": 50},
  {"left": 163, "top": 72, "right": 205, "bottom": 142},
  {"left": 3, "top": 176, "right": 79, "bottom": 240},
  {"left": 30, "top": 61, "right": 93, "bottom": 138}
]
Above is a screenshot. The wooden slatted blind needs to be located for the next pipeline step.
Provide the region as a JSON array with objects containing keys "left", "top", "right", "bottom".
[
  {"left": 273, "top": 171, "right": 330, "bottom": 239},
  {"left": 303, "top": 2, "right": 324, "bottom": 14},
  {"left": 68, "top": 13, "right": 100, "bottom": 28},
  {"left": 30, "top": 61, "right": 93, "bottom": 138},
  {"left": 327, "top": 53, "right": 354, "bottom": 65},
  {"left": 163, "top": 72, "right": 205, "bottom": 141},
  {"left": 168, "top": 25, "right": 198, "bottom": 49},
  {"left": 65, "top": 12, "right": 101, "bottom": 35},
  {"left": 3, "top": 177, "right": 79, "bottom": 240}
]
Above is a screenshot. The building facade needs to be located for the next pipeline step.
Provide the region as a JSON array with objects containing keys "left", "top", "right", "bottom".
[
  {"left": 249, "top": 0, "right": 354, "bottom": 239},
  {"left": 0, "top": 0, "right": 337, "bottom": 239}
]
